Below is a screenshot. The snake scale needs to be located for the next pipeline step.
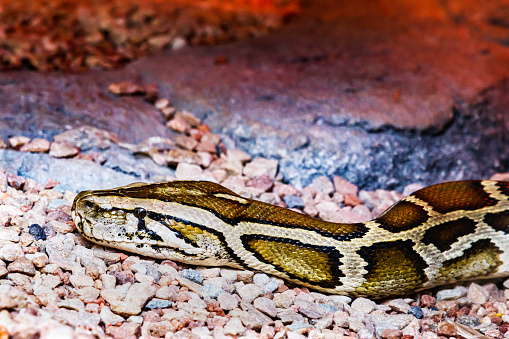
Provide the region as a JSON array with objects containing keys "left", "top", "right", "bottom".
[{"left": 71, "top": 180, "right": 509, "bottom": 298}]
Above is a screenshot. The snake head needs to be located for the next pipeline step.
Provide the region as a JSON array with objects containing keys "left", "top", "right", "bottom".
[{"left": 71, "top": 182, "right": 241, "bottom": 267}]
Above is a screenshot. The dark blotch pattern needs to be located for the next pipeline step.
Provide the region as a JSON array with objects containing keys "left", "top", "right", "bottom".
[
  {"left": 242, "top": 234, "right": 343, "bottom": 288},
  {"left": 356, "top": 240, "right": 427, "bottom": 297},
  {"left": 376, "top": 201, "right": 429, "bottom": 232},
  {"left": 412, "top": 181, "right": 498, "bottom": 214},
  {"left": 485, "top": 210, "right": 509, "bottom": 234},
  {"left": 421, "top": 217, "right": 477, "bottom": 252},
  {"left": 496, "top": 181, "right": 509, "bottom": 197}
]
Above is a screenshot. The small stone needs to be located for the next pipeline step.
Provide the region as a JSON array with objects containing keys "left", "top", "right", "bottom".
[
  {"left": 227, "top": 149, "right": 251, "bottom": 163},
  {"left": 181, "top": 269, "right": 203, "bottom": 284},
  {"left": 243, "top": 158, "right": 279, "bottom": 179},
  {"left": 420, "top": 295, "right": 436, "bottom": 307},
  {"left": 253, "top": 273, "right": 270, "bottom": 287},
  {"left": 7, "top": 136, "right": 30, "bottom": 149},
  {"left": 403, "top": 183, "right": 425, "bottom": 196},
  {"left": 0, "top": 243, "right": 23, "bottom": 262},
  {"left": 100, "top": 306, "right": 125, "bottom": 326},
  {"left": 381, "top": 329, "right": 402, "bottom": 339},
  {"left": 105, "top": 322, "right": 141, "bottom": 339},
  {"left": 154, "top": 98, "right": 170, "bottom": 111},
  {"left": 236, "top": 270, "right": 254, "bottom": 284},
  {"left": 218, "top": 292, "right": 239, "bottom": 310},
  {"left": 254, "top": 297, "right": 277, "bottom": 317},
  {"left": 264, "top": 280, "right": 279, "bottom": 293},
  {"left": 436, "top": 286, "right": 467, "bottom": 301},
  {"left": 49, "top": 142, "right": 80, "bottom": 158},
  {"left": 224, "top": 317, "right": 245, "bottom": 336},
  {"left": 278, "top": 309, "right": 305, "bottom": 324},
  {"left": 242, "top": 172, "right": 271, "bottom": 188},
  {"left": 111, "top": 283, "right": 157, "bottom": 316},
  {"left": 237, "top": 284, "right": 263, "bottom": 303},
  {"left": 0, "top": 285, "right": 27, "bottom": 309},
  {"left": 7, "top": 257, "right": 36, "bottom": 276},
  {"left": 0, "top": 228, "right": 19, "bottom": 242},
  {"left": 294, "top": 299, "right": 326, "bottom": 319},
  {"left": 407, "top": 306, "right": 424, "bottom": 319},
  {"left": 196, "top": 141, "right": 217, "bottom": 154},
  {"left": 176, "top": 111, "right": 201, "bottom": 127},
  {"left": 467, "top": 283, "right": 490, "bottom": 304},
  {"left": 48, "top": 220, "right": 75, "bottom": 234},
  {"left": 58, "top": 298, "right": 85, "bottom": 311},
  {"left": 202, "top": 283, "right": 224, "bottom": 299},
  {"left": 283, "top": 195, "right": 305, "bottom": 209},
  {"left": 274, "top": 290, "right": 297, "bottom": 308},
  {"left": 175, "top": 163, "right": 203, "bottom": 180},
  {"left": 388, "top": 299, "right": 411, "bottom": 313},
  {"left": 175, "top": 275, "right": 203, "bottom": 296},
  {"left": 175, "top": 135, "right": 198, "bottom": 150},
  {"left": 101, "top": 274, "right": 117, "bottom": 290},
  {"left": 69, "top": 275, "right": 94, "bottom": 288},
  {"left": 19, "top": 138, "right": 50, "bottom": 153},
  {"left": 144, "top": 298, "right": 172, "bottom": 309},
  {"left": 351, "top": 297, "right": 376, "bottom": 314},
  {"left": 437, "top": 321, "right": 457, "bottom": 336},
  {"left": 309, "top": 176, "right": 335, "bottom": 195},
  {"left": 333, "top": 176, "right": 359, "bottom": 195},
  {"left": 6, "top": 173, "right": 25, "bottom": 190},
  {"left": 198, "top": 267, "right": 220, "bottom": 279},
  {"left": 8, "top": 273, "right": 33, "bottom": 294},
  {"left": 167, "top": 117, "right": 191, "bottom": 133},
  {"left": 382, "top": 314, "right": 415, "bottom": 329}
]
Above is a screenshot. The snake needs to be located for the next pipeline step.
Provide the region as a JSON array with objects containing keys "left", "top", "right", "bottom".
[{"left": 71, "top": 180, "right": 509, "bottom": 298}]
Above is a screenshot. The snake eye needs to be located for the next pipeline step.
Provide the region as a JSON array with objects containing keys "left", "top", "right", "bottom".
[
  {"left": 85, "top": 201, "right": 95, "bottom": 209},
  {"left": 133, "top": 207, "right": 147, "bottom": 219}
]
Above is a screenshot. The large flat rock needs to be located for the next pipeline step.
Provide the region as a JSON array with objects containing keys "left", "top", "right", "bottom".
[
  {"left": 1, "top": 0, "right": 509, "bottom": 190},
  {"left": 0, "top": 70, "right": 170, "bottom": 143}
]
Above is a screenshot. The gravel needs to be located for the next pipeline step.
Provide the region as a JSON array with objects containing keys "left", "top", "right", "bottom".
[{"left": 0, "top": 124, "right": 507, "bottom": 338}]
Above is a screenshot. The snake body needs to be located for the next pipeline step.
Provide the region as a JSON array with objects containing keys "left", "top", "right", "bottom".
[{"left": 72, "top": 180, "right": 509, "bottom": 298}]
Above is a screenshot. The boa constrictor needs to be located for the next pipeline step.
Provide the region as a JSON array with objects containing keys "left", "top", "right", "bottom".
[{"left": 71, "top": 180, "right": 509, "bottom": 298}]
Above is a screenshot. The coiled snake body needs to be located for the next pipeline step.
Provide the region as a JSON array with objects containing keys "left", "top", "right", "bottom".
[{"left": 72, "top": 180, "right": 509, "bottom": 298}]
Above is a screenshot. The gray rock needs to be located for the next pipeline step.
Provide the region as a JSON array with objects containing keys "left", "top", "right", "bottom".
[
  {"left": 351, "top": 297, "right": 376, "bottom": 314},
  {"left": 0, "top": 149, "right": 142, "bottom": 192},
  {"left": 253, "top": 273, "right": 270, "bottom": 287},
  {"left": 283, "top": 195, "right": 305, "bottom": 209},
  {"left": 144, "top": 298, "right": 173, "bottom": 309},
  {"left": 181, "top": 269, "right": 204, "bottom": 284},
  {"left": 408, "top": 306, "right": 424, "bottom": 319},
  {"left": 264, "top": 280, "right": 279, "bottom": 293},
  {"left": 202, "top": 282, "right": 224, "bottom": 299},
  {"left": 436, "top": 286, "right": 467, "bottom": 301},
  {"left": 47, "top": 199, "right": 69, "bottom": 209}
]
